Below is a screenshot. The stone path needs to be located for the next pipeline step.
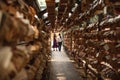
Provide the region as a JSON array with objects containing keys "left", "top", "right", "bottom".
[{"left": 49, "top": 48, "right": 83, "bottom": 80}]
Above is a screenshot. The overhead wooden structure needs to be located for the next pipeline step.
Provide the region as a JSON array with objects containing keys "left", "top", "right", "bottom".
[
  {"left": 43, "top": 0, "right": 120, "bottom": 31},
  {"left": 45, "top": 0, "right": 56, "bottom": 28}
]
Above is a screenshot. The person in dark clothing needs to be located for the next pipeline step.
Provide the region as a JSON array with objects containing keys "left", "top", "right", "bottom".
[{"left": 52, "top": 33, "right": 58, "bottom": 51}]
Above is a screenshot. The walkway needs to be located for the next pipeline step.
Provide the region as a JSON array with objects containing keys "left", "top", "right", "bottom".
[{"left": 49, "top": 48, "right": 83, "bottom": 80}]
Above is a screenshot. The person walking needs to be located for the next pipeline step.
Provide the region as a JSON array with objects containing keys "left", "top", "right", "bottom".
[
  {"left": 57, "top": 33, "right": 62, "bottom": 51},
  {"left": 52, "top": 33, "right": 58, "bottom": 51}
]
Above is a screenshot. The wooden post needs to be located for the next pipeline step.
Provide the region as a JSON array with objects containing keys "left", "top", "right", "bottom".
[{"left": 70, "top": 29, "right": 73, "bottom": 53}]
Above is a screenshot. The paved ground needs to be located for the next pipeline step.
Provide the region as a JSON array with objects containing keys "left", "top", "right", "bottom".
[{"left": 49, "top": 48, "right": 83, "bottom": 80}]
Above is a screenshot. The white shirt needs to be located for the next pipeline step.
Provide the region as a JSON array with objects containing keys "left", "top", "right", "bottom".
[{"left": 57, "top": 36, "right": 62, "bottom": 42}]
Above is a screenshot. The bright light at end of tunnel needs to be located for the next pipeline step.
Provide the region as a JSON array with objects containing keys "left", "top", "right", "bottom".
[
  {"left": 37, "top": 0, "right": 46, "bottom": 10},
  {"left": 55, "top": 0, "right": 60, "bottom": 2}
]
